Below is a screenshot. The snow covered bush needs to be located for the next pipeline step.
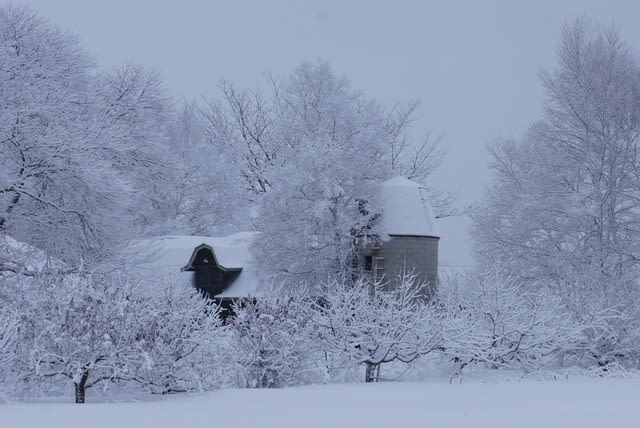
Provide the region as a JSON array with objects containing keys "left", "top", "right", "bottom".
[
  {"left": 314, "top": 275, "right": 444, "bottom": 383},
  {"left": 133, "top": 284, "right": 224, "bottom": 394},
  {"left": 0, "top": 310, "right": 17, "bottom": 370},
  {"left": 436, "top": 266, "right": 629, "bottom": 380},
  {"left": 0, "top": 310, "right": 18, "bottom": 402},
  {"left": 20, "top": 274, "right": 150, "bottom": 403},
  {"left": 224, "top": 292, "right": 322, "bottom": 388},
  {"left": 3, "top": 271, "right": 226, "bottom": 403},
  {"left": 557, "top": 269, "right": 640, "bottom": 370}
]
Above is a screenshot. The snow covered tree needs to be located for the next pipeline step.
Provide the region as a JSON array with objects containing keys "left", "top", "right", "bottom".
[
  {"left": 225, "top": 292, "right": 320, "bottom": 388},
  {"left": 0, "top": 5, "right": 172, "bottom": 267},
  {"left": 473, "top": 20, "right": 640, "bottom": 367},
  {"left": 0, "top": 310, "right": 17, "bottom": 392},
  {"left": 253, "top": 62, "right": 392, "bottom": 284},
  {"left": 439, "top": 267, "right": 591, "bottom": 379},
  {"left": 133, "top": 284, "right": 224, "bottom": 394},
  {"left": 200, "top": 81, "right": 280, "bottom": 198},
  {"left": 5, "top": 272, "right": 225, "bottom": 402},
  {"left": 1, "top": 4, "right": 111, "bottom": 264},
  {"left": 314, "top": 275, "right": 443, "bottom": 383},
  {"left": 22, "top": 274, "right": 150, "bottom": 403},
  {"left": 380, "top": 103, "right": 458, "bottom": 217},
  {"left": 153, "top": 101, "right": 250, "bottom": 235},
  {"left": 93, "top": 63, "right": 173, "bottom": 233}
]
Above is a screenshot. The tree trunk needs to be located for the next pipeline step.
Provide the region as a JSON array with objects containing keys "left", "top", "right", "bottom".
[
  {"left": 365, "top": 362, "right": 380, "bottom": 383},
  {"left": 74, "top": 371, "right": 89, "bottom": 404}
]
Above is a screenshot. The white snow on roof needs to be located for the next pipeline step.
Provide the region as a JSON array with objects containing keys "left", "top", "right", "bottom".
[
  {"left": 125, "top": 231, "right": 260, "bottom": 298},
  {"left": 379, "top": 176, "right": 439, "bottom": 238},
  {"left": 0, "top": 235, "right": 66, "bottom": 274}
]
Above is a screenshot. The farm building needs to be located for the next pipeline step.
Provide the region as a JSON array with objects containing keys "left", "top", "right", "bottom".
[
  {"left": 356, "top": 176, "right": 440, "bottom": 298},
  {"left": 130, "top": 176, "right": 439, "bottom": 302},
  {"left": 126, "top": 232, "right": 260, "bottom": 312}
]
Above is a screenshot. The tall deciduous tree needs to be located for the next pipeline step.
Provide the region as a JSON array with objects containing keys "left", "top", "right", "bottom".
[
  {"left": 0, "top": 5, "right": 171, "bottom": 268},
  {"left": 252, "top": 62, "right": 392, "bottom": 283},
  {"left": 154, "top": 101, "right": 250, "bottom": 236},
  {"left": 473, "top": 20, "right": 640, "bottom": 366},
  {"left": 1, "top": 4, "right": 108, "bottom": 264},
  {"left": 94, "top": 63, "right": 172, "bottom": 232}
]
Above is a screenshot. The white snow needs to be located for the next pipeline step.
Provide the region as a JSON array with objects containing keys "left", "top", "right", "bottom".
[
  {"left": 379, "top": 176, "right": 439, "bottom": 237},
  {"left": 123, "top": 231, "right": 260, "bottom": 298},
  {"left": 0, "top": 235, "right": 65, "bottom": 273},
  {"left": 2, "top": 379, "right": 638, "bottom": 428}
]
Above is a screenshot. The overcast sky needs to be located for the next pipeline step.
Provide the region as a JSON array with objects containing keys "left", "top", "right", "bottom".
[{"left": 13, "top": 0, "right": 640, "bottom": 265}]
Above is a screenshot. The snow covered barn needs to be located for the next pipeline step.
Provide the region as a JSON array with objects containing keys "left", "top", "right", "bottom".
[
  {"left": 127, "top": 232, "right": 259, "bottom": 310},
  {"left": 356, "top": 176, "right": 440, "bottom": 298}
]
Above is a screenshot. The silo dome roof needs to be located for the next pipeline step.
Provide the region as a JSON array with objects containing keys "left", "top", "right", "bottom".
[{"left": 378, "top": 176, "right": 439, "bottom": 238}]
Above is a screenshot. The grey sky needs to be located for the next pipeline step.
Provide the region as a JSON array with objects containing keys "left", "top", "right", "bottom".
[{"left": 14, "top": 0, "right": 640, "bottom": 265}]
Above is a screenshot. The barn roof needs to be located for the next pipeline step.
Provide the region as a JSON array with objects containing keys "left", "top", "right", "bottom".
[
  {"left": 0, "top": 234, "right": 66, "bottom": 276},
  {"left": 125, "top": 231, "right": 260, "bottom": 298},
  {"left": 181, "top": 243, "right": 243, "bottom": 272},
  {"left": 378, "top": 176, "right": 439, "bottom": 238}
]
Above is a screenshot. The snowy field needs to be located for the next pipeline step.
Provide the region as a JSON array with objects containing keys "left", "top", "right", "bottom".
[{"left": 2, "top": 378, "right": 638, "bottom": 428}]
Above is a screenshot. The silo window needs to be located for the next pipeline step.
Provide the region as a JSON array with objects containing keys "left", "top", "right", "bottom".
[{"left": 364, "top": 256, "right": 373, "bottom": 271}]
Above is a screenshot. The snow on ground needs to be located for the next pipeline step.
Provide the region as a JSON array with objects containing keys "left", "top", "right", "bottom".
[{"left": 2, "top": 378, "right": 638, "bottom": 428}]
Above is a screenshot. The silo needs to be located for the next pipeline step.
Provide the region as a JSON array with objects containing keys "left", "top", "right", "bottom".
[{"left": 358, "top": 177, "right": 440, "bottom": 298}]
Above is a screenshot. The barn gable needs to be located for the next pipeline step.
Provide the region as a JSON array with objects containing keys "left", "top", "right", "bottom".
[{"left": 181, "top": 243, "right": 242, "bottom": 298}]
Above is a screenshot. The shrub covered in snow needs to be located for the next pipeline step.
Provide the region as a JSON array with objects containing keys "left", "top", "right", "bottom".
[
  {"left": 1, "top": 273, "right": 225, "bottom": 403},
  {"left": 224, "top": 292, "right": 322, "bottom": 388},
  {"left": 313, "top": 275, "right": 444, "bottom": 383}
]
